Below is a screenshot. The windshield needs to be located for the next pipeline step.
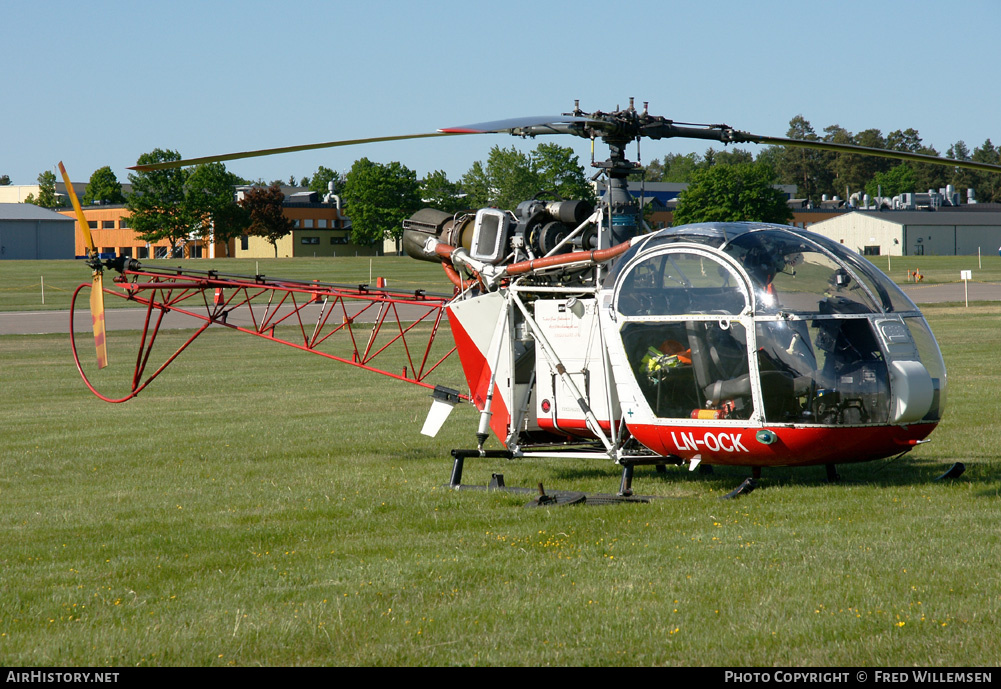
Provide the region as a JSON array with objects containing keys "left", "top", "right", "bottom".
[{"left": 721, "top": 229, "right": 880, "bottom": 315}]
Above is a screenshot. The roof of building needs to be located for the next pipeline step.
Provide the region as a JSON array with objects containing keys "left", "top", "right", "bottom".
[
  {"left": 0, "top": 203, "right": 76, "bottom": 222},
  {"left": 946, "top": 202, "right": 1001, "bottom": 213},
  {"left": 842, "top": 209, "right": 1001, "bottom": 226}
]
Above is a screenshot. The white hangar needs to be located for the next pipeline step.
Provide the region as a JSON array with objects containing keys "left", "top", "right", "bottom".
[
  {"left": 808, "top": 207, "right": 1001, "bottom": 257},
  {"left": 0, "top": 203, "right": 76, "bottom": 260}
]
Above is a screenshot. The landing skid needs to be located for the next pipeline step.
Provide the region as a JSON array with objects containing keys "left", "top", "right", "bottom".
[
  {"left": 449, "top": 447, "right": 686, "bottom": 502},
  {"left": 446, "top": 451, "right": 959, "bottom": 506},
  {"left": 449, "top": 473, "right": 656, "bottom": 507}
]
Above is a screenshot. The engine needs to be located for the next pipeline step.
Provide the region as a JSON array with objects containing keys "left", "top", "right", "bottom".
[{"left": 402, "top": 199, "right": 596, "bottom": 269}]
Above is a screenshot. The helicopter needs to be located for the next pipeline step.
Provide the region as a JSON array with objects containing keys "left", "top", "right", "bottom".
[{"left": 65, "top": 100, "right": 1001, "bottom": 500}]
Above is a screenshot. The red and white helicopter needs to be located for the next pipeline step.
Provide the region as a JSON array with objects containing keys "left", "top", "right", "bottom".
[{"left": 66, "top": 101, "right": 1001, "bottom": 500}]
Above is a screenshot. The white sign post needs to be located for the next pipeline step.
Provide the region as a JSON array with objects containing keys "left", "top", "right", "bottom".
[{"left": 961, "top": 270, "right": 972, "bottom": 307}]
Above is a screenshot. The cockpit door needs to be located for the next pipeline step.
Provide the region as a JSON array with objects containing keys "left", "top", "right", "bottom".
[{"left": 605, "top": 246, "right": 758, "bottom": 425}]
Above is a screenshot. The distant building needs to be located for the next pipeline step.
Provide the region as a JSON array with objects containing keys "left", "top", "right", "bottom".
[
  {"left": 231, "top": 188, "right": 381, "bottom": 258},
  {"left": 808, "top": 208, "right": 1001, "bottom": 256},
  {"left": 56, "top": 205, "right": 175, "bottom": 259},
  {"left": 48, "top": 187, "right": 377, "bottom": 260},
  {"left": 0, "top": 203, "right": 75, "bottom": 259},
  {"left": 0, "top": 182, "right": 132, "bottom": 205}
]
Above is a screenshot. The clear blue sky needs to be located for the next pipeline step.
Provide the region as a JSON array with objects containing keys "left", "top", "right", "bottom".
[{"left": 4, "top": 0, "right": 999, "bottom": 187}]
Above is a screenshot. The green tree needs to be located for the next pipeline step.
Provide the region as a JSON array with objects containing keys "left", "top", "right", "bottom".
[
  {"left": 672, "top": 162, "right": 793, "bottom": 225},
  {"left": 826, "top": 126, "right": 891, "bottom": 199},
  {"left": 630, "top": 152, "right": 705, "bottom": 183},
  {"left": 463, "top": 146, "right": 537, "bottom": 209},
  {"left": 532, "top": 143, "right": 595, "bottom": 204},
  {"left": 185, "top": 162, "right": 249, "bottom": 254},
  {"left": 772, "top": 115, "right": 831, "bottom": 204},
  {"left": 341, "top": 158, "right": 421, "bottom": 248},
  {"left": 662, "top": 152, "right": 701, "bottom": 183},
  {"left": 127, "top": 149, "right": 194, "bottom": 256},
  {"left": 240, "top": 185, "right": 294, "bottom": 257},
  {"left": 420, "top": 170, "right": 466, "bottom": 213},
  {"left": 459, "top": 160, "right": 491, "bottom": 208},
  {"left": 461, "top": 143, "right": 593, "bottom": 210},
  {"left": 633, "top": 157, "right": 664, "bottom": 182},
  {"left": 24, "top": 170, "right": 65, "bottom": 208},
  {"left": 82, "top": 166, "right": 125, "bottom": 205},
  {"left": 836, "top": 127, "right": 892, "bottom": 198},
  {"left": 753, "top": 146, "right": 781, "bottom": 174},
  {"left": 887, "top": 128, "right": 945, "bottom": 194},
  {"left": 0, "top": 174, "right": 11, "bottom": 185},
  {"left": 700, "top": 147, "right": 754, "bottom": 168},
  {"left": 946, "top": 140, "right": 973, "bottom": 192},
  {"left": 969, "top": 139, "right": 1001, "bottom": 203},
  {"left": 865, "top": 163, "right": 918, "bottom": 199},
  {"left": 483, "top": 146, "right": 536, "bottom": 209},
  {"left": 307, "top": 165, "right": 340, "bottom": 200}
]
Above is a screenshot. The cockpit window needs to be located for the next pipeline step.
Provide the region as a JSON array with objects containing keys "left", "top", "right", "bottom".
[
  {"left": 722, "top": 230, "right": 879, "bottom": 314},
  {"left": 615, "top": 248, "right": 755, "bottom": 420},
  {"left": 615, "top": 250, "right": 748, "bottom": 317},
  {"left": 810, "top": 234, "right": 918, "bottom": 313},
  {"left": 622, "top": 320, "right": 755, "bottom": 420},
  {"left": 755, "top": 317, "right": 890, "bottom": 424}
]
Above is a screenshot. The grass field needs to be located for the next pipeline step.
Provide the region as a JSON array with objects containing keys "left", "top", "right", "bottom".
[{"left": 1, "top": 258, "right": 1001, "bottom": 666}]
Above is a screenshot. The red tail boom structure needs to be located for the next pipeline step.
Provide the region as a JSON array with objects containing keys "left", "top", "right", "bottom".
[{"left": 70, "top": 265, "right": 460, "bottom": 404}]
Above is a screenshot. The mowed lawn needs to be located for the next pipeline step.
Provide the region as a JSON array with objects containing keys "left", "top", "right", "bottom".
[{"left": 1, "top": 258, "right": 1000, "bottom": 665}]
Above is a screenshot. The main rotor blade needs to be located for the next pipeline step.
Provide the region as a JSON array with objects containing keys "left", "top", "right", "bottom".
[
  {"left": 639, "top": 123, "right": 1001, "bottom": 174},
  {"left": 129, "top": 132, "right": 461, "bottom": 171},
  {"left": 746, "top": 134, "right": 1001, "bottom": 174},
  {"left": 129, "top": 116, "right": 606, "bottom": 172},
  {"left": 127, "top": 110, "right": 1001, "bottom": 176},
  {"left": 439, "top": 115, "right": 603, "bottom": 136}
]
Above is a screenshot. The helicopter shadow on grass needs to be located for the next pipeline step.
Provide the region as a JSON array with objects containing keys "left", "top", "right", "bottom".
[
  {"left": 852, "top": 455, "right": 1001, "bottom": 498},
  {"left": 538, "top": 453, "right": 1001, "bottom": 497}
]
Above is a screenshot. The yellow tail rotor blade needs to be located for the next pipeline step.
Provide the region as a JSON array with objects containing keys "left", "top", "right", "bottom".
[
  {"left": 58, "top": 162, "right": 96, "bottom": 255},
  {"left": 90, "top": 272, "right": 108, "bottom": 369},
  {"left": 59, "top": 162, "right": 108, "bottom": 368}
]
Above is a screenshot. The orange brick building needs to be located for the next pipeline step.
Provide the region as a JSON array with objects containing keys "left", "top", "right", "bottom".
[
  {"left": 58, "top": 194, "right": 356, "bottom": 259},
  {"left": 58, "top": 205, "right": 176, "bottom": 258}
]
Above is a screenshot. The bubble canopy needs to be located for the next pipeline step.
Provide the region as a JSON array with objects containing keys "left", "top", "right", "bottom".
[
  {"left": 604, "top": 223, "right": 944, "bottom": 428},
  {"left": 607, "top": 222, "right": 918, "bottom": 315}
]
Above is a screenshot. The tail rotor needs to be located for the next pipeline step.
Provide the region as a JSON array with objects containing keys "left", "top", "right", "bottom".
[{"left": 59, "top": 162, "right": 108, "bottom": 369}]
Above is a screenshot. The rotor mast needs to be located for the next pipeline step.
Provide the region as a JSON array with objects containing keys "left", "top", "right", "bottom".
[{"left": 572, "top": 98, "right": 645, "bottom": 246}]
